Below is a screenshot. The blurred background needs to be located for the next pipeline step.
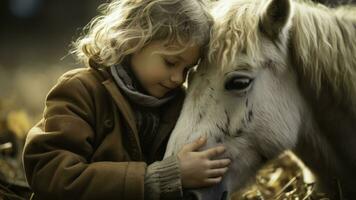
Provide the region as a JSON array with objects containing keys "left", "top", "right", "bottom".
[
  {"left": 0, "top": 0, "right": 354, "bottom": 199},
  {"left": 0, "top": 0, "right": 106, "bottom": 123},
  {"left": 0, "top": 1, "right": 106, "bottom": 198}
]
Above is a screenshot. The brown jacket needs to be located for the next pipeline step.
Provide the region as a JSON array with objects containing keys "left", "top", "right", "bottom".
[{"left": 23, "top": 67, "right": 184, "bottom": 200}]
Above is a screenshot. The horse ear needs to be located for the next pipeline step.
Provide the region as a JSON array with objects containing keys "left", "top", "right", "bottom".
[{"left": 259, "top": 0, "right": 292, "bottom": 39}]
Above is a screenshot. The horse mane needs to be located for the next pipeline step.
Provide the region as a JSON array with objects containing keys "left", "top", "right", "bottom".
[{"left": 290, "top": 1, "right": 356, "bottom": 107}]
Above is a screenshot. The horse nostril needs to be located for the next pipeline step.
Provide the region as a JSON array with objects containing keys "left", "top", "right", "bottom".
[{"left": 221, "top": 191, "right": 228, "bottom": 200}]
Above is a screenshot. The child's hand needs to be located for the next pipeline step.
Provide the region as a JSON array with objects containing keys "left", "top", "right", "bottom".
[{"left": 177, "top": 136, "right": 231, "bottom": 189}]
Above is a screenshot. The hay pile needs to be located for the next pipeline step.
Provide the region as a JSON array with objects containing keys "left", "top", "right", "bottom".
[
  {"left": 0, "top": 99, "right": 32, "bottom": 199},
  {"left": 231, "top": 151, "right": 332, "bottom": 200}
]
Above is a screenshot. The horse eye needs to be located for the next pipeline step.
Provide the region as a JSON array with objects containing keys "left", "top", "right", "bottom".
[{"left": 225, "top": 77, "right": 253, "bottom": 91}]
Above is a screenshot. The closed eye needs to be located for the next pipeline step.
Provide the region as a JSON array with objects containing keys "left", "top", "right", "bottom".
[{"left": 164, "top": 59, "right": 176, "bottom": 68}]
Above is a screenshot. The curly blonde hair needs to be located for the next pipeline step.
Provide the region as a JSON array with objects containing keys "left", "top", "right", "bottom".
[{"left": 72, "top": 0, "right": 213, "bottom": 67}]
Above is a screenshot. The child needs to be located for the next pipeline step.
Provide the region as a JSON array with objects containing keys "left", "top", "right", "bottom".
[{"left": 22, "top": 0, "right": 231, "bottom": 199}]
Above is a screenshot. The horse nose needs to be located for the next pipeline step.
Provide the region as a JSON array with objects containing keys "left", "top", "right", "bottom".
[
  {"left": 183, "top": 181, "right": 228, "bottom": 200},
  {"left": 183, "top": 190, "right": 228, "bottom": 200},
  {"left": 221, "top": 191, "right": 228, "bottom": 200}
]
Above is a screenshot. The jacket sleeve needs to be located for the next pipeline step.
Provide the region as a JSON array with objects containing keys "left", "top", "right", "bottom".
[{"left": 22, "top": 73, "right": 146, "bottom": 200}]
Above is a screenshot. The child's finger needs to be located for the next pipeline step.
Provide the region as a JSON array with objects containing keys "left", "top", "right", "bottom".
[
  {"left": 208, "top": 159, "right": 231, "bottom": 169},
  {"left": 207, "top": 167, "right": 228, "bottom": 178},
  {"left": 203, "top": 177, "right": 223, "bottom": 186},
  {"left": 200, "top": 146, "right": 226, "bottom": 159},
  {"left": 182, "top": 136, "right": 207, "bottom": 152}
]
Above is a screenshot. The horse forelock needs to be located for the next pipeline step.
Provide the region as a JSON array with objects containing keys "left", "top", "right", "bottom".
[{"left": 208, "top": 0, "right": 265, "bottom": 71}]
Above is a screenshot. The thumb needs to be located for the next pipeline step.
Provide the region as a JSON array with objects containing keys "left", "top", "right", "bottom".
[{"left": 183, "top": 136, "right": 207, "bottom": 152}]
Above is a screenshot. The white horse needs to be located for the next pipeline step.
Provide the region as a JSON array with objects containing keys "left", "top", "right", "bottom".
[{"left": 164, "top": 0, "right": 356, "bottom": 199}]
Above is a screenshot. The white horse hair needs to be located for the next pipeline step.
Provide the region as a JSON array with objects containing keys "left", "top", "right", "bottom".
[{"left": 164, "top": 0, "right": 356, "bottom": 199}]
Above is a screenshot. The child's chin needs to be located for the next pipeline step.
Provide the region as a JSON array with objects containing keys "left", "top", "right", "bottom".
[
  {"left": 149, "top": 91, "right": 166, "bottom": 99},
  {"left": 155, "top": 93, "right": 166, "bottom": 99}
]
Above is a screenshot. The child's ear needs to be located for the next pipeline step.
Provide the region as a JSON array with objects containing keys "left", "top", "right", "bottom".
[{"left": 259, "top": 0, "right": 292, "bottom": 39}]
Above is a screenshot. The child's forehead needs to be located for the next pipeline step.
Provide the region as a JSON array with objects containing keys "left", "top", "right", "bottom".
[
  {"left": 164, "top": 45, "right": 202, "bottom": 65},
  {"left": 147, "top": 40, "right": 201, "bottom": 59},
  {"left": 162, "top": 42, "right": 200, "bottom": 55},
  {"left": 163, "top": 43, "right": 190, "bottom": 50}
]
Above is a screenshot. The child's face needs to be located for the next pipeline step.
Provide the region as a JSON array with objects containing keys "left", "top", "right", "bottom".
[{"left": 131, "top": 40, "right": 201, "bottom": 98}]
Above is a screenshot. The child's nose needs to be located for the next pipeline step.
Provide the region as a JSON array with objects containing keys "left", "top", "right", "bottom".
[{"left": 170, "top": 70, "right": 184, "bottom": 85}]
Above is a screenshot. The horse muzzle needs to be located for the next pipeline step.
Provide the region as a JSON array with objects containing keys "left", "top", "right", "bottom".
[{"left": 183, "top": 182, "right": 228, "bottom": 200}]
